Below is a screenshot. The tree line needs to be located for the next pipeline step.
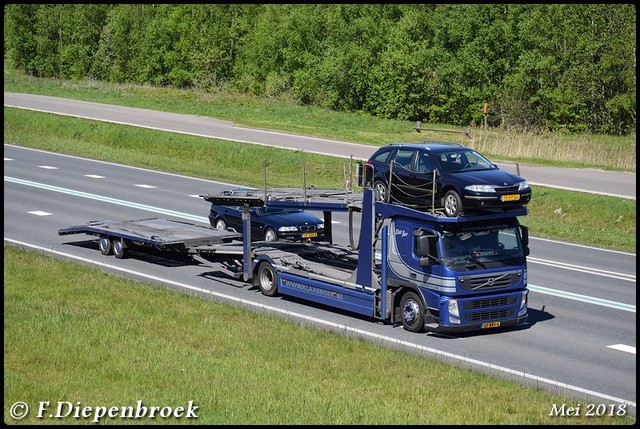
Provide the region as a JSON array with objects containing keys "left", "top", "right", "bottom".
[{"left": 4, "top": 4, "right": 636, "bottom": 135}]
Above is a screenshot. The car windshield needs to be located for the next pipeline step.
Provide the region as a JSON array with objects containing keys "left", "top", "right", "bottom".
[
  {"left": 437, "top": 150, "right": 495, "bottom": 173},
  {"left": 441, "top": 228, "right": 525, "bottom": 272}
]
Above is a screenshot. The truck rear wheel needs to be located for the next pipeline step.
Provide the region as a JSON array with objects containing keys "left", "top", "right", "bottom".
[
  {"left": 400, "top": 291, "right": 425, "bottom": 333},
  {"left": 99, "top": 237, "right": 112, "bottom": 255},
  {"left": 256, "top": 262, "right": 278, "bottom": 296}
]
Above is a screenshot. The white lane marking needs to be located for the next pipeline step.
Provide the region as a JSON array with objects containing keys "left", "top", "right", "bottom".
[
  {"left": 607, "top": 344, "right": 636, "bottom": 355},
  {"left": 28, "top": 211, "right": 52, "bottom": 216},
  {"left": 134, "top": 184, "right": 156, "bottom": 189},
  {"left": 5, "top": 143, "right": 244, "bottom": 187},
  {"left": 528, "top": 257, "right": 636, "bottom": 282},
  {"left": 528, "top": 284, "right": 635, "bottom": 313},
  {"left": 4, "top": 237, "right": 636, "bottom": 410},
  {"left": 38, "top": 165, "right": 58, "bottom": 170},
  {"left": 85, "top": 174, "right": 105, "bottom": 179},
  {"left": 5, "top": 157, "right": 14, "bottom": 161}
]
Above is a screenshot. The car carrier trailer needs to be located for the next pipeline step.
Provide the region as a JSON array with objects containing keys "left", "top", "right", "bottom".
[
  {"left": 58, "top": 218, "right": 241, "bottom": 259},
  {"left": 59, "top": 182, "right": 531, "bottom": 334}
]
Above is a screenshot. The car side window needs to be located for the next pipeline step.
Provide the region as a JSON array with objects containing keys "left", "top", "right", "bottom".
[
  {"left": 417, "top": 152, "right": 436, "bottom": 172},
  {"left": 393, "top": 149, "right": 416, "bottom": 170},
  {"left": 372, "top": 150, "right": 392, "bottom": 164}
]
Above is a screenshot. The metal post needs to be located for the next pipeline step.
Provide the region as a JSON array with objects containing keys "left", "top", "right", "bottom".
[
  {"left": 263, "top": 160, "right": 267, "bottom": 201},
  {"left": 343, "top": 161, "right": 348, "bottom": 204},
  {"left": 242, "top": 203, "right": 252, "bottom": 282},
  {"left": 302, "top": 160, "right": 307, "bottom": 202},
  {"left": 387, "top": 161, "right": 394, "bottom": 203},
  {"left": 431, "top": 170, "right": 436, "bottom": 214}
]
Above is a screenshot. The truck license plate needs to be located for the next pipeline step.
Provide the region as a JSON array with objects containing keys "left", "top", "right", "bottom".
[
  {"left": 303, "top": 232, "right": 318, "bottom": 238},
  {"left": 501, "top": 194, "right": 520, "bottom": 202},
  {"left": 482, "top": 321, "right": 501, "bottom": 329}
]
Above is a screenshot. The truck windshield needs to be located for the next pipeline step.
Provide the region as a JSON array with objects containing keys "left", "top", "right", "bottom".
[{"left": 441, "top": 227, "right": 525, "bottom": 271}]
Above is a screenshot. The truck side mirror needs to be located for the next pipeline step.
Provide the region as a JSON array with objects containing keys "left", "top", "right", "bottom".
[
  {"left": 520, "top": 225, "right": 530, "bottom": 256},
  {"left": 414, "top": 230, "right": 438, "bottom": 266}
]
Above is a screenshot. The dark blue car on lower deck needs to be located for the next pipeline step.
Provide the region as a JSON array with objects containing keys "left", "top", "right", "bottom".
[{"left": 209, "top": 203, "right": 325, "bottom": 242}]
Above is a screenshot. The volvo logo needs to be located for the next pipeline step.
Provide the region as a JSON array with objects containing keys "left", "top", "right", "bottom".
[{"left": 487, "top": 277, "right": 495, "bottom": 286}]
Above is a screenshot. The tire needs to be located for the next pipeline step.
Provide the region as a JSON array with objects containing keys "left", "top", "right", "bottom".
[
  {"left": 113, "top": 238, "right": 128, "bottom": 259},
  {"left": 256, "top": 262, "right": 278, "bottom": 296},
  {"left": 264, "top": 228, "right": 278, "bottom": 242},
  {"left": 373, "top": 180, "right": 388, "bottom": 202},
  {"left": 215, "top": 218, "right": 227, "bottom": 230},
  {"left": 98, "top": 237, "right": 112, "bottom": 255},
  {"left": 400, "top": 291, "right": 425, "bottom": 333},
  {"left": 443, "top": 190, "right": 463, "bottom": 217}
]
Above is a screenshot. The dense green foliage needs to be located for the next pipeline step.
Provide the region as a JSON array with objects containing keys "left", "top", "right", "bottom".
[{"left": 4, "top": 4, "right": 636, "bottom": 134}]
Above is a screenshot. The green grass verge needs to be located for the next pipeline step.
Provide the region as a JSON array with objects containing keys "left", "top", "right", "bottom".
[
  {"left": 4, "top": 246, "right": 635, "bottom": 425},
  {"left": 4, "top": 108, "right": 636, "bottom": 253}
]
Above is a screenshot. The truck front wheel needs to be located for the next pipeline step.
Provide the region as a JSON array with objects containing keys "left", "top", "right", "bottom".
[
  {"left": 400, "top": 291, "right": 425, "bottom": 333},
  {"left": 256, "top": 262, "right": 278, "bottom": 296}
]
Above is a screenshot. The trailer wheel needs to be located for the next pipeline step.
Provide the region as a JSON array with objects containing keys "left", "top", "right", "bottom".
[
  {"left": 400, "top": 291, "right": 425, "bottom": 333},
  {"left": 98, "top": 237, "right": 112, "bottom": 255},
  {"left": 113, "top": 238, "right": 128, "bottom": 259},
  {"left": 256, "top": 262, "right": 278, "bottom": 296}
]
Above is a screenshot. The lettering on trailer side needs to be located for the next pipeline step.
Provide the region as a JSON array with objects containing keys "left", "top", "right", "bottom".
[{"left": 281, "top": 278, "right": 345, "bottom": 300}]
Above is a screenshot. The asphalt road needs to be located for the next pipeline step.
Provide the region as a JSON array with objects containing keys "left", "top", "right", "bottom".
[
  {"left": 4, "top": 92, "right": 636, "bottom": 200},
  {"left": 4, "top": 144, "right": 636, "bottom": 416}
]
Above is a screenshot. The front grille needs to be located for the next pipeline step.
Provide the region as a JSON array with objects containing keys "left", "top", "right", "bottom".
[
  {"left": 495, "top": 185, "right": 519, "bottom": 192},
  {"left": 470, "top": 297, "right": 511, "bottom": 308},
  {"left": 299, "top": 225, "right": 317, "bottom": 232},
  {"left": 469, "top": 309, "right": 513, "bottom": 321},
  {"left": 459, "top": 271, "right": 520, "bottom": 291},
  {"left": 463, "top": 295, "right": 518, "bottom": 310}
]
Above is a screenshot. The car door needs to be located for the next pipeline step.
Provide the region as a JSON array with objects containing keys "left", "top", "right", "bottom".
[
  {"left": 392, "top": 149, "right": 437, "bottom": 207},
  {"left": 223, "top": 206, "right": 244, "bottom": 233},
  {"left": 389, "top": 148, "right": 418, "bottom": 204},
  {"left": 413, "top": 150, "right": 439, "bottom": 208}
]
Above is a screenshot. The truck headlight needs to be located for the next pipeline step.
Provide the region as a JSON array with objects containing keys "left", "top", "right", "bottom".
[
  {"left": 520, "top": 290, "right": 528, "bottom": 310},
  {"left": 278, "top": 226, "right": 298, "bottom": 232},
  {"left": 448, "top": 299, "right": 460, "bottom": 317}
]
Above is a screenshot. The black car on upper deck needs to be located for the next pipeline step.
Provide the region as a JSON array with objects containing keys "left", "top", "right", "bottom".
[{"left": 366, "top": 142, "right": 531, "bottom": 217}]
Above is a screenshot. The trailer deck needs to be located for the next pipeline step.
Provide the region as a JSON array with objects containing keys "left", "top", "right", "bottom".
[{"left": 58, "top": 218, "right": 241, "bottom": 252}]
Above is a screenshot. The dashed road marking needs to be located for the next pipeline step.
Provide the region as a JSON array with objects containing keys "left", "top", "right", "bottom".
[{"left": 607, "top": 344, "right": 636, "bottom": 354}]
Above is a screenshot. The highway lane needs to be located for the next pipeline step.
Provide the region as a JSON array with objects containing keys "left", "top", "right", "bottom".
[
  {"left": 4, "top": 91, "right": 636, "bottom": 201},
  {"left": 4, "top": 145, "right": 636, "bottom": 414}
]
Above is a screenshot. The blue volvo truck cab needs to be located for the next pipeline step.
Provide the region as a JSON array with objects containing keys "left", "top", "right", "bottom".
[{"left": 377, "top": 201, "right": 529, "bottom": 333}]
